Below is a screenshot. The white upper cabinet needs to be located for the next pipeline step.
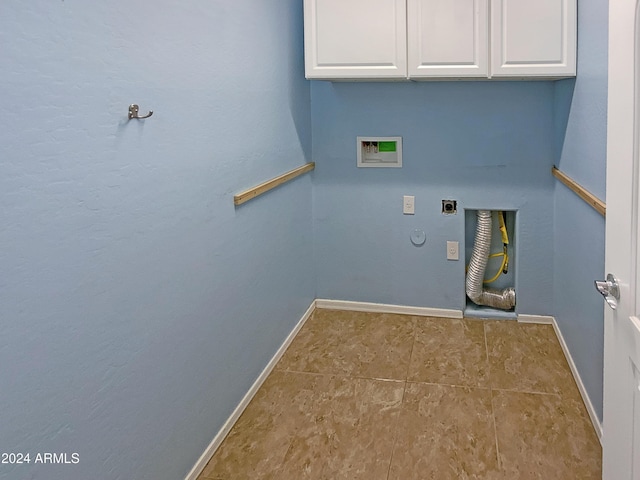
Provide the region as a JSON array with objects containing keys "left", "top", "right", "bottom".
[
  {"left": 407, "top": 0, "right": 488, "bottom": 78},
  {"left": 303, "top": 0, "right": 407, "bottom": 79},
  {"left": 490, "top": 0, "right": 576, "bottom": 77},
  {"left": 304, "top": 0, "right": 576, "bottom": 80}
]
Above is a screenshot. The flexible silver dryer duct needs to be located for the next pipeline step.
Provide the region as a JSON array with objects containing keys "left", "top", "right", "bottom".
[{"left": 466, "top": 210, "right": 516, "bottom": 310}]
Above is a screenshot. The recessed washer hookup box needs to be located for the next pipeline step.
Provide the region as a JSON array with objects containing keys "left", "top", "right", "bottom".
[{"left": 357, "top": 136, "right": 402, "bottom": 168}]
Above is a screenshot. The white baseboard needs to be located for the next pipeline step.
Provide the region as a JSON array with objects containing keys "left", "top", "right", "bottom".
[
  {"left": 315, "top": 299, "right": 463, "bottom": 319},
  {"left": 551, "top": 318, "right": 604, "bottom": 443},
  {"left": 517, "top": 314, "right": 554, "bottom": 324},
  {"left": 184, "top": 300, "right": 317, "bottom": 480}
]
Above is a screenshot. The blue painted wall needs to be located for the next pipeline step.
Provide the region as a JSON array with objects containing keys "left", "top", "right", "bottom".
[
  {"left": 0, "top": 0, "right": 608, "bottom": 477},
  {"left": 553, "top": 0, "right": 608, "bottom": 422},
  {"left": 312, "top": 81, "right": 556, "bottom": 315},
  {"left": 0, "top": 1, "right": 313, "bottom": 479}
]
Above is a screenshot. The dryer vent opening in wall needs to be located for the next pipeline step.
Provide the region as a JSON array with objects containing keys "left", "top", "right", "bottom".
[
  {"left": 464, "top": 209, "right": 517, "bottom": 319},
  {"left": 357, "top": 136, "right": 402, "bottom": 168}
]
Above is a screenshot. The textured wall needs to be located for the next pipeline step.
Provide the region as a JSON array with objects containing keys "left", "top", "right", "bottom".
[
  {"left": 0, "top": 1, "right": 608, "bottom": 477},
  {"left": 0, "top": 1, "right": 313, "bottom": 479},
  {"left": 312, "top": 81, "right": 556, "bottom": 315},
  {"left": 553, "top": 0, "right": 608, "bottom": 422}
]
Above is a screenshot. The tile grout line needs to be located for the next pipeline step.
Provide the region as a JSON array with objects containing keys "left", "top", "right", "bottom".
[
  {"left": 277, "top": 367, "right": 408, "bottom": 383},
  {"left": 385, "top": 379, "right": 408, "bottom": 480},
  {"left": 483, "top": 321, "right": 502, "bottom": 471},
  {"left": 490, "top": 387, "right": 564, "bottom": 397},
  {"left": 385, "top": 316, "right": 419, "bottom": 480},
  {"left": 403, "top": 316, "right": 419, "bottom": 384},
  {"left": 405, "top": 379, "right": 491, "bottom": 390}
]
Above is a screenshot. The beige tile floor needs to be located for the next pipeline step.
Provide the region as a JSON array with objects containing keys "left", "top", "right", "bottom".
[{"left": 198, "top": 309, "right": 601, "bottom": 479}]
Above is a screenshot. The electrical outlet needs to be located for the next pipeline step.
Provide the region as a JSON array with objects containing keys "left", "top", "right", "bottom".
[
  {"left": 403, "top": 195, "right": 415, "bottom": 215},
  {"left": 447, "top": 241, "right": 459, "bottom": 260},
  {"left": 442, "top": 200, "right": 457, "bottom": 214}
]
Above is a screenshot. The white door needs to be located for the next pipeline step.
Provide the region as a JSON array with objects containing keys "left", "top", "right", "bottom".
[
  {"left": 407, "top": 0, "right": 488, "bottom": 78},
  {"left": 490, "top": 0, "right": 576, "bottom": 77},
  {"left": 602, "top": 0, "right": 640, "bottom": 478},
  {"left": 303, "top": 0, "right": 407, "bottom": 79}
]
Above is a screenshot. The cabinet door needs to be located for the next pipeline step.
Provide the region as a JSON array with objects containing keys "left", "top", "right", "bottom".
[
  {"left": 304, "top": 0, "right": 407, "bottom": 79},
  {"left": 408, "top": 0, "right": 488, "bottom": 78},
  {"left": 490, "top": 0, "right": 576, "bottom": 78}
]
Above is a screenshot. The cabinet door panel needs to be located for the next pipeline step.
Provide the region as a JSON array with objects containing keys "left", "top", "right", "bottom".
[
  {"left": 491, "top": 0, "right": 576, "bottom": 77},
  {"left": 304, "top": 0, "right": 407, "bottom": 79},
  {"left": 408, "top": 0, "right": 488, "bottom": 78}
]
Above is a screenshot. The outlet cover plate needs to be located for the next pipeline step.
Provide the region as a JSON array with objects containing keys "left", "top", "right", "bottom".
[
  {"left": 403, "top": 195, "right": 415, "bottom": 215},
  {"left": 447, "top": 241, "right": 459, "bottom": 260}
]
